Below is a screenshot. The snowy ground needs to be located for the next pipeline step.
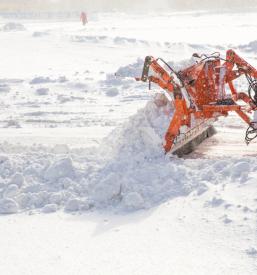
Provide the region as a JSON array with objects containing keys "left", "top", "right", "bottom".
[{"left": 0, "top": 11, "right": 257, "bottom": 275}]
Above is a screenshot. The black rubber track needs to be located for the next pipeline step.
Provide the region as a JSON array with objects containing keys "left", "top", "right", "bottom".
[{"left": 173, "top": 126, "right": 216, "bottom": 157}]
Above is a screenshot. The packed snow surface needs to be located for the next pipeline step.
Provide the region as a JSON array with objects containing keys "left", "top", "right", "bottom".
[{"left": 0, "top": 11, "right": 257, "bottom": 275}]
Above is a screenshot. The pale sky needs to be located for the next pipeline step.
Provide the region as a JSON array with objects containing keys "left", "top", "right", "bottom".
[{"left": 0, "top": 0, "right": 257, "bottom": 12}]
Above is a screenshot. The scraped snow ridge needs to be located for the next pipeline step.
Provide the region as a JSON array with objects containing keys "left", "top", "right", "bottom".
[
  {"left": 71, "top": 35, "right": 152, "bottom": 47},
  {"left": 239, "top": 40, "right": 257, "bottom": 52},
  {"left": 71, "top": 35, "right": 213, "bottom": 52},
  {"left": 1, "top": 22, "right": 26, "bottom": 32},
  {"left": 30, "top": 76, "right": 68, "bottom": 84},
  {"left": 0, "top": 83, "right": 10, "bottom": 93},
  {"left": 32, "top": 31, "right": 49, "bottom": 37},
  {"left": 115, "top": 58, "right": 144, "bottom": 78}
]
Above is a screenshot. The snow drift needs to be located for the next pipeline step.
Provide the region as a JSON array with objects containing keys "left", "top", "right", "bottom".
[
  {"left": 1, "top": 22, "right": 26, "bottom": 32},
  {"left": 0, "top": 97, "right": 256, "bottom": 214}
]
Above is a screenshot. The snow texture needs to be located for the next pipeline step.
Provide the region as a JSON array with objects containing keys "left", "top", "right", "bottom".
[
  {"left": 0, "top": 98, "right": 256, "bottom": 214},
  {"left": 1, "top": 22, "right": 26, "bottom": 32},
  {"left": 0, "top": 11, "right": 257, "bottom": 275}
]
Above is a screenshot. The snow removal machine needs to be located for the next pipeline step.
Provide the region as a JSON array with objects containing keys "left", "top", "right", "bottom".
[{"left": 136, "top": 50, "right": 257, "bottom": 156}]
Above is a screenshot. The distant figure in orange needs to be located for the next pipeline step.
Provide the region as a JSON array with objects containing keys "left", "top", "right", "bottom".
[{"left": 80, "top": 12, "right": 88, "bottom": 26}]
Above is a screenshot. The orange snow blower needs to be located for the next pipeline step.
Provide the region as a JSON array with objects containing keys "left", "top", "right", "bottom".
[{"left": 136, "top": 50, "right": 257, "bottom": 156}]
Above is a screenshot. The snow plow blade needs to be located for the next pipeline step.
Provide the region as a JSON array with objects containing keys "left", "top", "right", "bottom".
[{"left": 171, "top": 126, "right": 216, "bottom": 157}]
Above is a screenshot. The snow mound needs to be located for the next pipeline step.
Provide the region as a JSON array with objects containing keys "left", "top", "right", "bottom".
[
  {"left": 0, "top": 99, "right": 257, "bottom": 214},
  {"left": 30, "top": 76, "right": 68, "bottom": 85},
  {"left": 100, "top": 100, "right": 171, "bottom": 158},
  {"left": 89, "top": 100, "right": 206, "bottom": 210},
  {"left": 71, "top": 35, "right": 109, "bottom": 43},
  {"left": 71, "top": 35, "right": 150, "bottom": 47},
  {"left": 239, "top": 40, "right": 257, "bottom": 52},
  {"left": 113, "top": 36, "right": 149, "bottom": 46},
  {"left": 0, "top": 100, "right": 185, "bottom": 213},
  {"left": 4, "top": 120, "right": 21, "bottom": 128},
  {"left": 67, "top": 82, "right": 88, "bottom": 90},
  {"left": 2, "top": 22, "right": 26, "bottom": 32},
  {"left": 115, "top": 58, "right": 144, "bottom": 78},
  {"left": 0, "top": 84, "right": 10, "bottom": 93},
  {"left": 0, "top": 198, "right": 18, "bottom": 214},
  {"left": 71, "top": 35, "right": 214, "bottom": 52},
  {"left": 36, "top": 88, "right": 49, "bottom": 95},
  {"left": 246, "top": 247, "right": 257, "bottom": 257},
  {"left": 32, "top": 31, "right": 49, "bottom": 37},
  {"left": 106, "top": 87, "right": 119, "bottom": 97},
  {"left": 44, "top": 157, "right": 75, "bottom": 182}
]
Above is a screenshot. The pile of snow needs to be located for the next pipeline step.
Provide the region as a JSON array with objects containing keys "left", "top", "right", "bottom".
[
  {"left": 0, "top": 84, "right": 10, "bottom": 93},
  {"left": 71, "top": 35, "right": 218, "bottom": 52},
  {"left": 100, "top": 65, "right": 145, "bottom": 98},
  {"left": 105, "top": 87, "right": 119, "bottom": 97},
  {"left": 32, "top": 31, "right": 49, "bottom": 38},
  {"left": 4, "top": 120, "right": 21, "bottom": 128},
  {"left": 71, "top": 35, "right": 109, "bottom": 44},
  {"left": 1, "top": 22, "right": 26, "bottom": 32},
  {"left": 30, "top": 76, "right": 68, "bottom": 84},
  {"left": 66, "top": 82, "right": 88, "bottom": 90},
  {"left": 36, "top": 88, "right": 49, "bottom": 95},
  {"left": 71, "top": 35, "right": 150, "bottom": 47},
  {"left": 100, "top": 99, "right": 172, "bottom": 159},
  {"left": 0, "top": 99, "right": 170, "bottom": 213},
  {"left": 239, "top": 40, "right": 257, "bottom": 52},
  {"left": 0, "top": 97, "right": 256, "bottom": 215},
  {"left": 115, "top": 58, "right": 144, "bottom": 78},
  {"left": 113, "top": 36, "right": 149, "bottom": 46}
]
